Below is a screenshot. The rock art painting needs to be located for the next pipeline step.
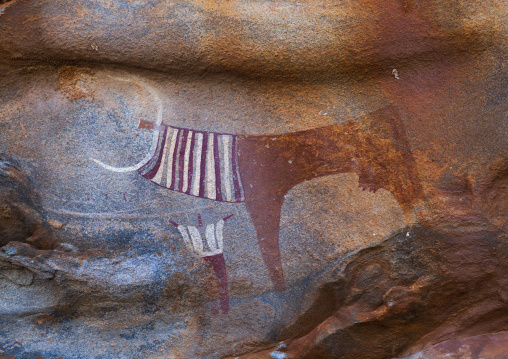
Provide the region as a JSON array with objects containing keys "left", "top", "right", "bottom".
[
  {"left": 93, "top": 104, "right": 423, "bottom": 293},
  {"left": 1, "top": 0, "right": 507, "bottom": 356},
  {"left": 169, "top": 214, "right": 233, "bottom": 314}
]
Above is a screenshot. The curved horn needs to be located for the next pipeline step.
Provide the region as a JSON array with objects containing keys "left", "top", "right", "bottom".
[{"left": 90, "top": 74, "right": 163, "bottom": 173}]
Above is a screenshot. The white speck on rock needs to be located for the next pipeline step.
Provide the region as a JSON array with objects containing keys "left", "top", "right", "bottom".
[
  {"left": 392, "top": 69, "right": 400, "bottom": 80},
  {"left": 270, "top": 352, "right": 288, "bottom": 359},
  {"left": 270, "top": 342, "right": 288, "bottom": 359}
]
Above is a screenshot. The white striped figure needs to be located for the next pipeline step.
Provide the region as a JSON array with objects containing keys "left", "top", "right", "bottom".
[
  {"left": 169, "top": 214, "right": 234, "bottom": 314},
  {"left": 176, "top": 218, "right": 225, "bottom": 257}
]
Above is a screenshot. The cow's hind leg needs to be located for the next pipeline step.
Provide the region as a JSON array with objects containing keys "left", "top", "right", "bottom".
[{"left": 244, "top": 195, "right": 286, "bottom": 292}]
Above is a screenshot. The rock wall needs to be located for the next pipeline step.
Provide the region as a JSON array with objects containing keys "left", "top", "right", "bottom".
[{"left": 0, "top": 0, "right": 506, "bottom": 358}]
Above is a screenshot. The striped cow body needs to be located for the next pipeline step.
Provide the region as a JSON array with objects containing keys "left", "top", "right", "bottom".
[{"left": 138, "top": 127, "right": 245, "bottom": 203}]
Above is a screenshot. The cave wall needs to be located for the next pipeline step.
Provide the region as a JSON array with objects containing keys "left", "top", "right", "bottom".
[{"left": 0, "top": 0, "right": 507, "bottom": 358}]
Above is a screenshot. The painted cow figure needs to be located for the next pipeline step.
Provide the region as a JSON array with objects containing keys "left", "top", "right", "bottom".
[{"left": 95, "top": 106, "right": 423, "bottom": 293}]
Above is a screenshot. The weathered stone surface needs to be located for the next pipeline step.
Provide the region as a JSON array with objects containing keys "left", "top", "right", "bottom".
[
  {"left": 0, "top": 159, "right": 57, "bottom": 250},
  {"left": 399, "top": 332, "right": 508, "bottom": 359},
  {"left": 0, "top": 0, "right": 507, "bottom": 358}
]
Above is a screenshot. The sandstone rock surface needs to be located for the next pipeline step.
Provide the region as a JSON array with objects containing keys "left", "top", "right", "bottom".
[{"left": 0, "top": 0, "right": 507, "bottom": 358}]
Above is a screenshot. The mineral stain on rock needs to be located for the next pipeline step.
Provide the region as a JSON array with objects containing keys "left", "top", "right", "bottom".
[{"left": 57, "top": 66, "right": 97, "bottom": 103}]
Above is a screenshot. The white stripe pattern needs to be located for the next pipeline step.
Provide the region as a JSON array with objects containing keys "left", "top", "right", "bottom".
[
  {"left": 176, "top": 219, "right": 225, "bottom": 257},
  {"left": 139, "top": 125, "right": 245, "bottom": 202},
  {"left": 206, "top": 134, "right": 216, "bottom": 200},
  {"left": 182, "top": 130, "right": 193, "bottom": 193},
  {"left": 221, "top": 135, "right": 233, "bottom": 202},
  {"left": 165, "top": 128, "right": 179, "bottom": 188},
  {"left": 191, "top": 132, "right": 203, "bottom": 197}
]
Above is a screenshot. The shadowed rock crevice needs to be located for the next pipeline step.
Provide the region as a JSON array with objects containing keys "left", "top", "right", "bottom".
[{"left": 0, "top": 158, "right": 57, "bottom": 250}]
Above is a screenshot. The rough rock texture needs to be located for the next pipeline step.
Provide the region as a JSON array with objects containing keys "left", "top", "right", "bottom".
[
  {"left": 398, "top": 332, "right": 508, "bottom": 359},
  {"left": 0, "top": 159, "right": 57, "bottom": 250},
  {"left": 0, "top": 0, "right": 507, "bottom": 358},
  {"left": 229, "top": 227, "right": 508, "bottom": 358}
]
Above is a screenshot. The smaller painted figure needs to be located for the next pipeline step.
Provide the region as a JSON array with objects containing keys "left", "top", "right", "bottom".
[{"left": 169, "top": 214, "right": 233, "bottom": 314}]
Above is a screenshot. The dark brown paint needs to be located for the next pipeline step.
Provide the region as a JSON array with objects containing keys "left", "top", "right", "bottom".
[
  {"left": 238, "top": 106, "right": 422, "bottom": 290},
  {"left": 141, "top": 106, "right": 422, "bottom": 291}
]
